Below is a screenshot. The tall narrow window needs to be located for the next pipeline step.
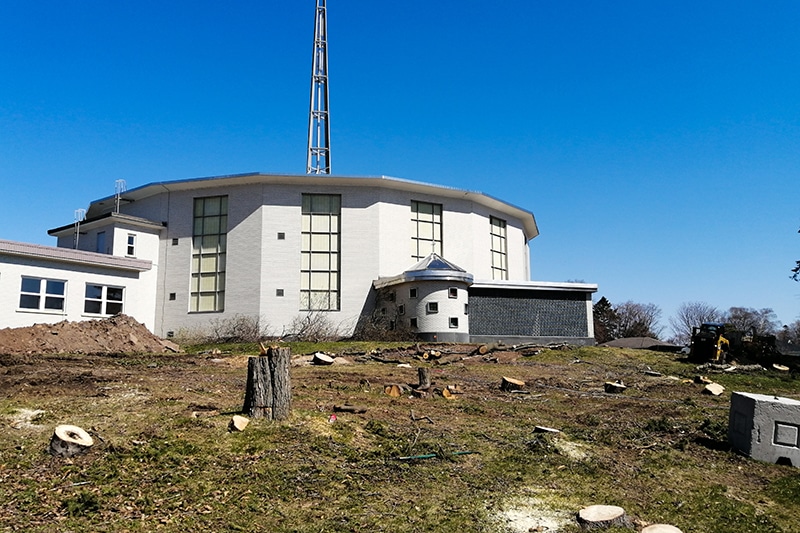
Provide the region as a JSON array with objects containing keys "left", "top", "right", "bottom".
[
  {"left": 490, "top": 216, "right": 508, "bottom": 280},
  {"left": 301, "top": 194, "right": 341, "bottom": 311},
  {"left": 126, "top": 234, "right": 136, "bottom": 256},
  {"left": 411, "top": 200, "right": 442, "bottom": 260},
  {"left": 190, "top": 195, "right": 227, "bottom": 312}
]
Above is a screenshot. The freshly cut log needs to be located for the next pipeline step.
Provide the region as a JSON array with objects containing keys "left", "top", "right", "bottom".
[
  {"left": 641, "top": 525, "right": 683, "bottom": 533},
  {"left": 312, "top": 352, "right": 335, "bottom": 365},
  {"left": 703, "top": 383, "right": 725, "bottom": 396},
  {"left": 49, "top": 425, "right": 94, "bottom": 458},
  {"left": 500, "top": 376, "right": 526, "bottom": 392},
  {"left": 576, "top": 504, "right": 630, "bottom": 530},
  {"left": 229, "top": 415, "right": 250, "bottom": 432},
  {"left": 604, "top": 381, "right": 627, "bottom": 394},
  {"left": 384, "top": 383, "right": 406, "bottom": 397}
]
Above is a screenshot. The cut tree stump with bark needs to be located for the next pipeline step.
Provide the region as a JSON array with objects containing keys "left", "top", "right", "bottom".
[
  {"left": 500, "top": 376, "right": 526, "bottom": 392},
  {"left": 416, "top": 367, "right": 431, "bottom": 390},
  {"left": 49, "top": 424, "right": 94, "bottom": 458},
  {"left": 242, "top": 346, "right": 292, "bottom": 420},
  {"left": 576, "top": 505, "right": 631, "bottom": 530}
]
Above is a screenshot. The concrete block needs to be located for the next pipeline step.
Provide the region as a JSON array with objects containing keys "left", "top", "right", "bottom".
[{"left": 729, "top": 391, "right": 800, "bottom": 467}]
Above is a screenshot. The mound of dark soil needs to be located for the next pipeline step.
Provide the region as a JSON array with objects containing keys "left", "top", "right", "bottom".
[{"left": 0, "top": 314, "right": 179, "bottom": 356}]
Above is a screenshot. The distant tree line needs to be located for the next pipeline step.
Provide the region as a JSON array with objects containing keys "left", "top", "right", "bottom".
[{"left": 593, "top": 297, "right": 800, "bottom": 346}]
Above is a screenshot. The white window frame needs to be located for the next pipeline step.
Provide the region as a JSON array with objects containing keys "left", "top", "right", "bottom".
[
  {"left": 84, "top": 283, "right": 124, "bottom": 316},
  {"left": 126, "top": 233, "right": 136, "bottom": 257},
  {"left": 18, "top": 277, "right": 66, "bottom": 313}
]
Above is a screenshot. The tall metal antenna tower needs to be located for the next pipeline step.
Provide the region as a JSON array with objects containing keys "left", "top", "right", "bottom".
[
  {"left": 73, "top": 209, "right": 86, "bottom": 249},
  {"left": 307, "top": 0, "right": 331, "bottom": 174},
  {"left": 114, "top": 179, "right": 127, "bottom": 213}
]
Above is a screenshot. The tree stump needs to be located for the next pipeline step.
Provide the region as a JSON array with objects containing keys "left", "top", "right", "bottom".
[
  {"left": 576, "top": 505, "right": 631, "bottom": 530},
  {"left": 417, "top": 367, "right": 431, "bottom": 389},
  {"left": 641, "top": 525, "right": 683, "bottom": 533},
  {"left": 312, "top": 352, "right": 335, "bottom": 365},
  {"left": 49, "top": 424, "right": 94, "bottom": 458},
  {"left": 500, "top": 376, "right": 526, "bottom": 392},
  {"left": 242, "top": 347, "right": 292, "bottom": 420}
]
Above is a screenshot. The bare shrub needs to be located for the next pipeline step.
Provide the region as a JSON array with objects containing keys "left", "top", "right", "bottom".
[
  {"left": 206, "top": 314, "right": 270, "bottom": 343},
  {"left": 351, "top": 311, "right": 417, "bottom": 341},
  {"left": 281, "top": 310, "right": 341, "bottom": 342}
]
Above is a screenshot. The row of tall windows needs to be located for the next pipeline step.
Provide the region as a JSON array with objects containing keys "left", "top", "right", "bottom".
[
  {"left": 188, "top": 195, "right": 509, "bottom": 312},
  {"left": 18, "top": 277, "right": 123, "bottom": 315}
]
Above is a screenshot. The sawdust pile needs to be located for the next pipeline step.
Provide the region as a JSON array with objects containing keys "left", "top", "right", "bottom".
[{"left": 0, "top": 314, "right": 179, "bottom": 356}]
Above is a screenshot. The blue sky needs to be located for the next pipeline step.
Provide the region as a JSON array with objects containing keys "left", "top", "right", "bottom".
[{"left": 2, "top": 1, "right": 799, "bottom": 332}]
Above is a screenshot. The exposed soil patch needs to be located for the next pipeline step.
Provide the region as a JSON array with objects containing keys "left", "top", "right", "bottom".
[{"left": 0, "top": 314, "right": 179, "bottom": 357}]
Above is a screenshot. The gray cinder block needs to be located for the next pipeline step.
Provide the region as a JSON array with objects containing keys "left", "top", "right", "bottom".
[{"left": 729, "top": 392, "right": 800, "bottom": 467}]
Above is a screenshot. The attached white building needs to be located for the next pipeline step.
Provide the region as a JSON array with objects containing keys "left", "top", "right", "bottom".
[{"left": 0, "top": 172, "right": 596, "bottom": 344}]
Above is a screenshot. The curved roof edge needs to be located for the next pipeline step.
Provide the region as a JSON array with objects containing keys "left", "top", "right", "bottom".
[{"left": 84, "top": 172, "right": 539, "bottom": 240}]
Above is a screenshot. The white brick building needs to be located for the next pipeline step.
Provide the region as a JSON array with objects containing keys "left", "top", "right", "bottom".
[{"left": 0, "top": 172, "right": 597, "bottom": 343}]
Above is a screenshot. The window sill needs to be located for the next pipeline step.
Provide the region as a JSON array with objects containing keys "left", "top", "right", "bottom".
[{"left": 16, "top": 308, "right": 67, "bottom": 316}]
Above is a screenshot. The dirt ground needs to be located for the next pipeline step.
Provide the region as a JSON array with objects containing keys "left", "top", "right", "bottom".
[
  {"left": 0, "top": 314, "right": 179, "bottom": 357},
  {"left": 1, "top": 321, "right": 798, "bottom": 532}
]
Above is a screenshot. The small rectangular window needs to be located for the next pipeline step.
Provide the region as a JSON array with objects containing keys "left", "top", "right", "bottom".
[
  {"left": 277, "top": 232, "right": 285, "bottom": 240},
  {"left": 448, "top": 287, "right": 458, "bottom": 298},
  {"left": 126, "top": 234, "right": 136, "bottom": 256},
  {"left": 276, "top": 289, "right": 285, "bottom": 297},
  {"left": 169, "top": 293, "right": 177, "bottom": 301},
  {"left": 398, "top": 304, "right": 405, "bottom": 315},
  {"left": 389, "top": 291, "right": 396, "bottom": 302},
  {"left": 410, "top": 317, "right": 418, "bottom": 328},
  {"left": 449, "top": 317, "right": 459, "bottom": 328},
  {"left": 172, "top": 238, "right": 179, "bottom": 246},
  {"left": 426, "top": 302, "right": 438, "bottom": 314},
  {"left": 410, "top": 288, "right": 418, "bottom": 299},
  {"left": 464, "top": 303, "right": 469, "bottom": 315}
]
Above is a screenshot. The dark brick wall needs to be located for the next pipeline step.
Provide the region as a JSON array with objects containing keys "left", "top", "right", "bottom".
[{"left": 468, "top": 287, "right": 590, "bottom": 337}]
